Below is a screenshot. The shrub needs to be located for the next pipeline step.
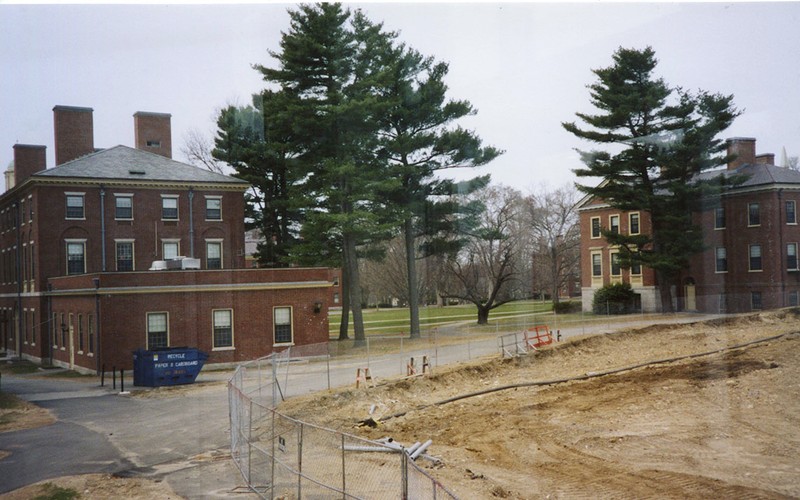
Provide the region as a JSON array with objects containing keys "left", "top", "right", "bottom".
[
  {"left": 553, "top": 301, "right": 581, "bottom": 314},
  {"left": 592, "top": 282, "right": 637, "bottom": 315}
]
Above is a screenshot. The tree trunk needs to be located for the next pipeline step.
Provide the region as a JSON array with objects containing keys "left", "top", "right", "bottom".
[
  {"left": 338, "top": 264, "right": 350, "bottom": 340},
  {"left": 476, "top": 305, "right": 490, "bottom": 325},
  {"left": 657, "top": 270, "right": 675, "bottom": 313},
  {"left": 404, "top": 217, "right": 421, "bottom": 339},
  {"left": 344, "top": 234, "right": 366, "bottom": 345}
]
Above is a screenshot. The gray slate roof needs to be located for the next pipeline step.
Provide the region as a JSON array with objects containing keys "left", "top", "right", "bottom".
[
  {"left": 34, "top": 145, "right": 248, "bottom": 186},
  {"left": 695, "top": 162, "right": 800, "bottom": 188}
]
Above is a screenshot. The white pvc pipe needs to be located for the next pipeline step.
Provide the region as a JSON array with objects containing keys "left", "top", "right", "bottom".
[{"left": 410, "top": 439, "right": 432, "bottom": 460}]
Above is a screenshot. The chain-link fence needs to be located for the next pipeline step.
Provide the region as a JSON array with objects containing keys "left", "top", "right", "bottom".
[{"left": 228, "top": 344, "right": 458, "bottom": 499}]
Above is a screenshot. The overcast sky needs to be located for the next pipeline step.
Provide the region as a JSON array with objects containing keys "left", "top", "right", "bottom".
[{"left": 1, "top": 2, "right": 799, "bottom": 191}]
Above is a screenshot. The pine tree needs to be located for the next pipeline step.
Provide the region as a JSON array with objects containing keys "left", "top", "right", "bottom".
[
  {"left": 375, "top": 43, "right": 502, "bottom": 338},
  {"left": 563, "top": 47, "right": 739, "bottom": 312}
]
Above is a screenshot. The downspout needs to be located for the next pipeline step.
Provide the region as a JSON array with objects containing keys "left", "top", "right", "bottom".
[
  {"left": 100, "top": 186, "right": 106, "bottom": 271},
  {"left": 188, "top": 188, "right": 195, "bottom": 258},
  {"left": 778, "top": 189, "right": 785, "bottom": 307},
  {"left": 46, "top": 283, "right": 53, "bottom": 366},
  {"left": 14, "top": 201, "right": 22, "bottom": 359},
  {"left": 93, "top": 277, "right": 101, "bottom": 375}
]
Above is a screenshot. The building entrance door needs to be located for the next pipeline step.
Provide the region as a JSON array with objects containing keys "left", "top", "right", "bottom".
[{"left": 684, "top": 284, "right": 697, "bottom": 311}]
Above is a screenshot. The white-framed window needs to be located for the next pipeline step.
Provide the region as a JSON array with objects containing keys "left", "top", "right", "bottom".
[
  {"left": 205, "top": 196, "right": 222, "bottom": 221},
  {"left": 591, "top": 252, "right": 602, "bottom": 277},
  {"left": 77, "top": 313, "right": 84, "bottom": 353},
  {"left": 206, "top": 240, "right": 223, "bottom": 270},
  {"left": 715, "top": 247, "right": 728, "bottom": 273},
  {"left": 116, "top": 240, "right": 134, "bottom": 271},
  {"left": 628, "top": 213, "right": 640, "bottom": 235},
  {"left": 787, "top": 201, "right": 797, "bottom": 225},
  {"left": 65, "top": 193, "right": 85, "bottom": 219},
  {"left": 274, "top": 306, "right": 293, "bottom": 345},
  {"left": 147, "top": 312, "right": 169, "bottom": 349},
  {"left": 162, "top": 240, "right": 180, "bottom": 260},
  {"left": 161, "top": 195, "right": 179, "bottom": 220},
  {"left": 749, "top": 244, "right": 762, "bottom": 271},
  {"left": 748, "top": 203, "right": 760, "bottom": 226},
  {"left": 787, "top": 243, "right": 798, "bottom": 271},
  {"left": 213, "top": 309, "right": 233, "bottom": 349},
  {"left": 66, "top": 239, "right": 86, "bottom": 275},
  {"left": 609, "top": 215, "right": 620, "bottom": 235},
  {"left": 714, "top": 207, "right": 726, "bottom": 229},
  {"left": 115, "top": 194, "right": 133, "bottom": 220},
  {"left": 590, "top": 217, "right": 601, "bottom": 239}
]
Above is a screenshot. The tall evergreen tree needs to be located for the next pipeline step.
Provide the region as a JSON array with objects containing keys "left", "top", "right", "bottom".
[
  {"left": 376, "top": 44, "right": 502, "bottom": 338},
  {"left": 213, "top": 91, "right": 304, "bottom": 268},
  {"left": 563, "top": 47, "right": 739, "bottom": 312}
]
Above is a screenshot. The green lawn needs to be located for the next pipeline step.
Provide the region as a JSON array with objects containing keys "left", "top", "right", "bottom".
[{"left": 329, "top": 300, "right": 567, "bottom": 337}]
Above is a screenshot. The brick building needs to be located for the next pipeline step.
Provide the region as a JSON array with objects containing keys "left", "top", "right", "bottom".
[
  {"left": 3, "top": 106, "right": 337, "bottom": 372},
  {"left": 577, "top": 137, "right": 800, "bottom": 313}
]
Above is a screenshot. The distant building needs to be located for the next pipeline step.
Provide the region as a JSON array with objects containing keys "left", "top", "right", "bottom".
[
  {"left": 577, "top": 137, "right": 800, "bottom": 313},
  {"left": 3, "top": 106, "right": 338, "bottom": 373}
]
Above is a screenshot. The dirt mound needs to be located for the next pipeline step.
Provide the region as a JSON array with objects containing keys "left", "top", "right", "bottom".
[{"left": 279, "top": 309, "right": 800, "bottom": 498}]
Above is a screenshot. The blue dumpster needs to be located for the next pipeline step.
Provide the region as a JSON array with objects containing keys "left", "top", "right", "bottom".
[{"left": 133, "top": 347, "right": 208, "bottom": 387}]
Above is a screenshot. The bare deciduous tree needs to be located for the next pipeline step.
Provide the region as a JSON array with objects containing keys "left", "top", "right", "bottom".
[
  {"left": 440, "top": 185, "right": 521, "bottom": 325},
  {"left": 181, "top": 128, "right": 227, "bottom": 174},
  {"left": 524, "top": 183, "right": 581, "bottom": 304}
]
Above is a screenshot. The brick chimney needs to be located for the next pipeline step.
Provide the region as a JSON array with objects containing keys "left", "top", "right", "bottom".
[
  {"left": 13, "top": 144, "right": 47, "bottom": 187},
  {"left": 134, "top": 111, "right": 172, "bottom": 158},
  {"left": 726, "top": 137, "right": 756, "bottom": 170},
  {"left": 755, "top": 153, "right": 775, "bottom": 165},
  {"left": 53, "top": 106, "right": 94, "bottom": 166}
]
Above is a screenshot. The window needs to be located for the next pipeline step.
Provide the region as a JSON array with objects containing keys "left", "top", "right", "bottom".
[
  {"left": 609, "top": 215, "right": 620, "bottom": 234},
  {"left": 591, "top": 217, "right": 601, "bottom": 239},
  {"left": 116, "top": 241, "right": 134, "bottom": 271},
  {"left": 66, "top": 194, "right": 85, "bottom": 219},
  {"left": 60, "top": 313, "right": 66, "bottom": 348},
  {"left": 751, "top": 291, "right": 763, "bottom": 310},
  {"left": 147, "top": 312, "right": 168, "bottom": 349},
  {"left": 714, "top": 207, "right": 726, "bottom": 229},
  {"left": 610, "top": 252, "right": 621, "bottom": 276},
  {"left": 788, "top": 243, "right": 798, "bottom": 271},
  {"left": 52, "top": 312, "right": 58, "bottom": 348},
  {"left": 206, "top": 241, "right": 222, "bottom": 270},
  {"left": 161, "top": 196, "right": 178, "bottom": 220},
  {"left": 749, "top": 244, "right": 762, "bottom": 271},
  {"left": 78, "top": 314, "right": 84, "bottom": 352},
  {"left": 787, "top": 201, "right": 797, "bottom": 224},
  {"left": 718, "top": 293, "right": 728, "bottom": 313},
  {"left": 206, "top": 197, "right": 222, "bottom": 221},
  {"left": 629, "top": 213, "right": 640, "bottom": 235},
  {"left": 789, "top": 291, "right": 799, "bottom": 307},
  {"left": 146, "top": 140, "right": 161, "bottom": 148},
  {"left": 591, "top": 253, "right": 602, "bottom": 277},
  {"left": 748, "top": 203, "right": 760, "bottom": 226},
  {"left": 274, "top": 307, "right": 293, "bottom": 344},
  {"left": 630, "top": 261, "right": 641, "bottom": 276},
  {"left": 115, "top": 195, "right": 133, "bottom": 220},
  {"left": 163, "top": 241, "right": 180, "bottom": 260},
  {"left": 715, "top": 247, "right": 728, "bottom": 273},
  {"left": 88, "top": 314, "right": 94, "bottom": 354},
  {"left": 213, "top": 309, "right": 233, "bottom": 349},
  {"left": 66, "top": 240, "right": 86, "bottom": 275}
]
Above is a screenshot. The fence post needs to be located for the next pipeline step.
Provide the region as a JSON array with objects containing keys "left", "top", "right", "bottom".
[
  {"left": 297, "top": 422, "right": 303, "bottom": 499},
  {"left": 248, "top": 399, "right": 253, "bottom": 489},
  {"left": 326, "top": 342, "right": 331, "bottom": 391},
  {"left": 341, "top": 433, "right": 346, "bottom": 499},
  {"left": 270, "top": 406, "right": 276, "bottom": 499},
  {"left": 401, "top": 447, "right": 408, "bottom": 499}
]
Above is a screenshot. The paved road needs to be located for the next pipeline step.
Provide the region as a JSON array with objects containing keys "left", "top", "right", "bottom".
[{"left": 0, "top": 312, "right": 720, "bottom": 497}]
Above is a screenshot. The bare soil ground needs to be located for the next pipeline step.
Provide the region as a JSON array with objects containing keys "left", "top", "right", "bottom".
[
  {"left": 280, "top": 309, "right": 800, "bottom": 499},
  {"left": 3, "top": 310, "right": 799, "bottom": 498},
  {"left": 0, "top": 473, "right": 182, "bottom": 500}
]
